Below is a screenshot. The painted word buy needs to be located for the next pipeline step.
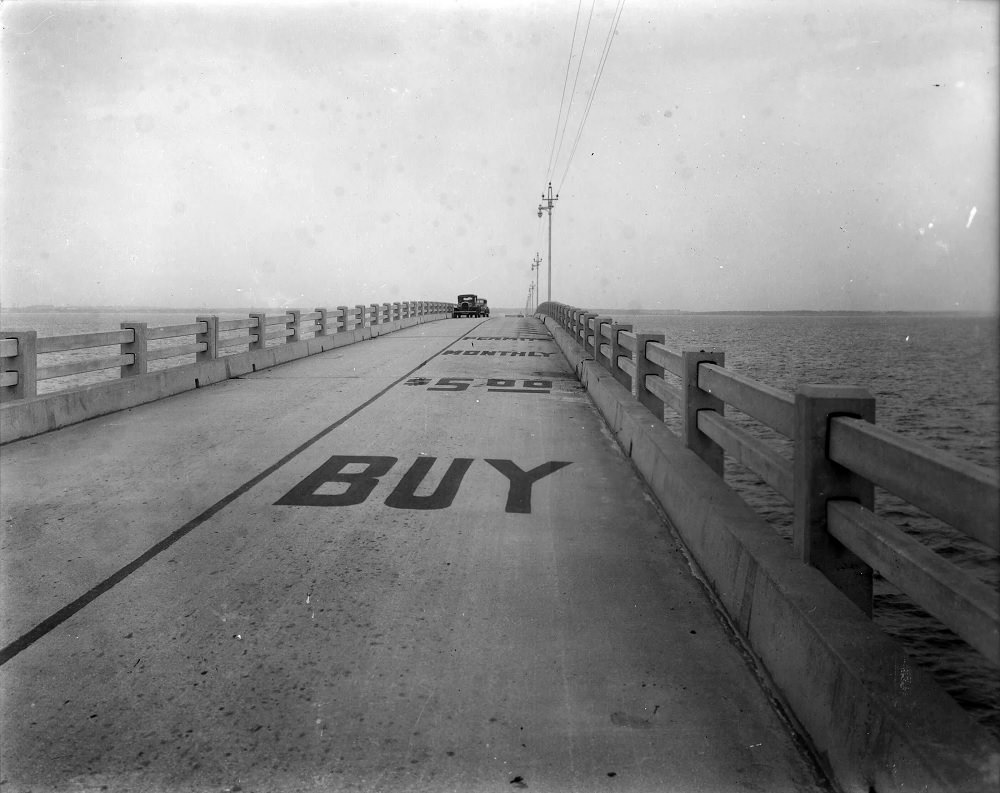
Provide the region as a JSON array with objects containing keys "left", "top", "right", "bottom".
[{"left": 276, "top": 455, "right": 572, "bottom": 514}]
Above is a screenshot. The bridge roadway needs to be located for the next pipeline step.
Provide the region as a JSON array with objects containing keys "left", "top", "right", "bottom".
[{"left": 0, "top": 316, "right": 828, "bottom": 792}]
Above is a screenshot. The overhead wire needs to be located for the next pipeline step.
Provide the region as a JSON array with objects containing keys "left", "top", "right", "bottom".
[
  {"left": 549, "top": 0, "right": 598, "bottom": 187},
  {"left": 533, "top": 0, "right": 626, "bottom": 304},
  {"left": 557, "top": 0, "right": 626, "bottom": 192},
  {"left": 543, "top": 0, "right": 584, "bottom": 187}
]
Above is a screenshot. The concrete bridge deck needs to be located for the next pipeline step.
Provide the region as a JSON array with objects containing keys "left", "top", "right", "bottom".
[{"left": 0, "top": 316, "right": 828, "bottom": 792}]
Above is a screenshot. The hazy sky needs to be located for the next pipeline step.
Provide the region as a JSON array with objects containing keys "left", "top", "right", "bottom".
[{"left": 2, "top": 0, "right": 997, "bottom": 311}]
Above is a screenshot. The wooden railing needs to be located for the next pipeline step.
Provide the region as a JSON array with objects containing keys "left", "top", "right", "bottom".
[
  {"left": 537, "top": 301, "right": 999, "bottom": 666},
  {"left": 1, "top": 301, "right": 452, "bottom": 401}
]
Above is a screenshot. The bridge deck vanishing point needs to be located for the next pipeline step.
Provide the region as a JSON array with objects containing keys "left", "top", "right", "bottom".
[{"left": 0, "top": 316, "right": 829, "bottom": 792}]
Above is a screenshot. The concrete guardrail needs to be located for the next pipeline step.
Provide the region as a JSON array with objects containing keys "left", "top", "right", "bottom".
[
  {"left": 537, "top": 299, "right": 1000, "bottom": 793},
  {"left": 0, "top": 301, "right": 453, "bottom": 443}
]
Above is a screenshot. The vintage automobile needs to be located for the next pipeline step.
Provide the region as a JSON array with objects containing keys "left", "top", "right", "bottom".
[{"left": 453, "top": 293, "right": 488, "bottom": 318}]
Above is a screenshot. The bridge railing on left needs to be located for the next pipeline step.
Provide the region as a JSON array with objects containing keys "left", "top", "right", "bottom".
[{"left": 1, "top": 301, "right": 453, "bottom": 401}]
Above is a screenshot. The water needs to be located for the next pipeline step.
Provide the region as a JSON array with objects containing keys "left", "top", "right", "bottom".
[{"left": 4, "top": 308, "right": 999, "bottom": 738}]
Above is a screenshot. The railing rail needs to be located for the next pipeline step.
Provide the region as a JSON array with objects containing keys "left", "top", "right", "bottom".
[
  {"left": 536, "top": 300, "right": 999, "bottom": 667},
  {"left": 697, "top": 409, "right": 794, "bottom": 500},
  {"left": 37, "top": 330, "right": 133, "bottom": 353},
  {"left": 2, "top": 301, "right": 453, "bottom": 400},
  {"left": 698, "top": 362, "right": 795, "bottom": 438},
  {"left": 829, "top": 416, "right": 1000, "bottom": 551},
  {"left": 827, "top": 500, "right": 999, "bottom": 664},
  {"left": 38, "top": 354, "right": 136, "bottom": 381}
]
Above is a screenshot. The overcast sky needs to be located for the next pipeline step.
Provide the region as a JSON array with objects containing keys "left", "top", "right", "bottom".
[{"left": 2, "top": 0, "right": 997, "bottom": 312}]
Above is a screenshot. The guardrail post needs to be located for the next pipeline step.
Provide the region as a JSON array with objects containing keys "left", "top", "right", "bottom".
[
  {"left": 315, "top": 308, "right": 330, "bottom": 337},
  {"left": 354, "top": 305, "right": 367, "bottom": 329},
  {"left": 1, "top": 331, "right": 37, "bottom": 402},
  {"left": 369, "top": 304, "right": 380, "bottom": 327},
  {"left": 195, "top": 316, "right": 218, "bottom": 362},
  {"left": 335, "top": 306, "right": 349, "bottom": 334},
  {"left": 591, "top": 316, "right": 613, "bottom": 363},
  {"left": 393, "top": 302, "right": 401, "bottom": 322},
  {"left": 580, "top": 313, "right": 598, "bottom": 355},
  {"left": 287, "top": 310, "right": 301, "bottom": 343},
  {"left": 682, "top": 350, "right": 726, "bottom": 476},
  {"left": 383, "top": 303, "right": 392, "bottom": 324},
  {"left": 608, "top": 323, "right": 633, "bottom": 389},
  {"left": 120, "top": 322, "right": 148, "bottom": 377},
  {"left": 249, "top": 313, "right": 267, "bottom": 350},
  {"left": 794, "top": 384, "right": 875, "bottom": 616},
  {"left": 633, "top": 332, "right": 666, "bottom": 418}
]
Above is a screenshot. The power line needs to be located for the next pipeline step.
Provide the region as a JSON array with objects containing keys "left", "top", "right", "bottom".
[
  {"left": 559, "top": 0, "right": 626, "bottom": 189},
  {"left": 533, "top": 0, "right": 626, "bottom": 304},
  {"left": 544, "top": 0, "right": 584, "bottom": 186},
  {"left": 557, "top": 0, "right": 626, "bottom": 192},
  {"left": 549, "top": 0, "right": 598, "bottom": 187}
]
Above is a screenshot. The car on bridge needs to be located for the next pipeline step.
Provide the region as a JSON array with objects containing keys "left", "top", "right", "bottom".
[{"left": 453, "top": 294, "right": 489, "bottom": 318}]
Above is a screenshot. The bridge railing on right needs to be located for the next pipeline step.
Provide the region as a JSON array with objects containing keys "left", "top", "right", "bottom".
[{"left": 538, "top": 301, "right": 1000, "bottom": 668}]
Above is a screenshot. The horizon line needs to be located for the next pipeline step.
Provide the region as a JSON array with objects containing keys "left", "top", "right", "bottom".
[{"left": 1, "top": 304, "right": 997, "bottom": 317}]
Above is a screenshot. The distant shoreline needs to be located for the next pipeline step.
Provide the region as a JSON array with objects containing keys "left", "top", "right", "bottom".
[{"left": 598, "top": 308, "right": 999, "bottom": 317}]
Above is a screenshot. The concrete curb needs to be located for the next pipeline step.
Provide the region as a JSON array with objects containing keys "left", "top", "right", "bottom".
[
  {"left": 0, "top": 315, "right": 443, "bottom": 444},
  {"left": 542, "top": 315, "right": 1000, "bottom": 793}
]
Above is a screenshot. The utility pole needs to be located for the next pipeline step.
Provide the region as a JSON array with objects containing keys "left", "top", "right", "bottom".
[
  {"left": 537, "top": 182, "right": 558, "bottom": 302},
  {"left": 531, "top": 253, "right": 541, "bottom": 310}
]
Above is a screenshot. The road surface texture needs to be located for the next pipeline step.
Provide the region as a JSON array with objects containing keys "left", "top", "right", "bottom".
[{"left": 1, "top": 316, "right": 829, "bottom": 792}]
